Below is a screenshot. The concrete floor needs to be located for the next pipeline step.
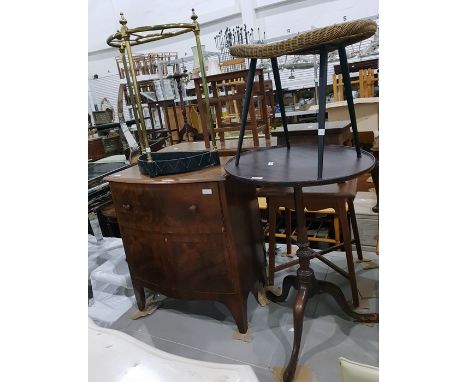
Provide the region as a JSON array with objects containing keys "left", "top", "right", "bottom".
[{"left": 110, "top": 249, "right": 379, "bottom": 382}]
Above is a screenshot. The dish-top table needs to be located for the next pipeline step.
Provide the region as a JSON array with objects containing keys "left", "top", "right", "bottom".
[
  {"left": 224, "top": 144, "right": 378, "bottom": 382},
  {"left": 271, "top": 120, "right": 352, "bottom": 146}
]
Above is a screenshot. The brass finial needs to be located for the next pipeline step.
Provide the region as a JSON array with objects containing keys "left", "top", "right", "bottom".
[
  {"left": 119, "top": 12, "right": 127, "bottom": 25},
  {"left": 191, "top": 8, "right": 198, "bottom": 22}
]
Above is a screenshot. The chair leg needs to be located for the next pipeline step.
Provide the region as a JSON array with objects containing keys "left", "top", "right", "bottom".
[
  {"left": 348, "top": 197, "right": 363, "bottom": 260},
  {"left": 285, "top": 207, "right": 292, "bottom": 255},
  {"left": 271, "top": 57, "right": 290, "bottom": 149},
  {"left": 268, "top": 199, "right": 277, "bottom": 286},
  {"left": 336, "top": 200, "right": 360, "bottom": 307},
  {"left": 235, "top": 58, "right": 257, "bottom": 166},
  {"left": 333, "top": 214, "right": 341, "bottom": 249},
  {"left": 317, "top": 46, "right": 328, "bottom": 179},
  {"left": 338, "top": 45, "right": 361, "bottom": 157}
]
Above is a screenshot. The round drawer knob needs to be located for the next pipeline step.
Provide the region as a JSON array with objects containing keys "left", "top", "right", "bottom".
[
  {"left": 188, "top": 204, "right": 197, "bottom": 213},
  {"left": 122, "top": 203, "right": 131, "bottom": 210}
]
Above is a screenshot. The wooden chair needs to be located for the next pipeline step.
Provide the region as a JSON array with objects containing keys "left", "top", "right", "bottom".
[
  {"left": 257, "top": 198, "right": 341, "bottom": 256},
  {"left": 258, "top": 179, "right": 363, "bottom": 307},
  {"left": 193, "top": 69, "right": 270, "bottom": 151}
]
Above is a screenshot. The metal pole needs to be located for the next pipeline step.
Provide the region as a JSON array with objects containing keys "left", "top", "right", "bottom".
[
  {"left": 120, "top": 13, "right": 152, "bottom": 162},
  {"left": 192, "top": 9, "right": 217, "bottom": 150},
  {"left": 120, "top": 45, "right": 144, "bottom": 152}
]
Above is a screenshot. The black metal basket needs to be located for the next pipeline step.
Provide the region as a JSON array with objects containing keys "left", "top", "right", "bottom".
[{"left": 138, "top": 150, "right": 220, "bottom": 178}]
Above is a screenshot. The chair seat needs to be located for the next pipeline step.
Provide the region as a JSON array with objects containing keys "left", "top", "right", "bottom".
[
  {"left": 257, "top": 196, "right": 347, "bottom": 214},
  {"left": 258, "top": 179, "right": 358, "bottom": 199},
  {"left": 230, "top": 20, "right": 377, "bottom": 58}
]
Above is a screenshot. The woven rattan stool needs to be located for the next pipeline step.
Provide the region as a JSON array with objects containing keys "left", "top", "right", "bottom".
[
  {"left": 231, "top": 19, "right": 377, "bottom": 171},
  {"left": 230, "top": 19, "right": 377, "bottom": 382}
]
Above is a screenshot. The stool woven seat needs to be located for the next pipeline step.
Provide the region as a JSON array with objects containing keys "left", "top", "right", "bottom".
[{"left": 230, "top": 20, "right": 377, "bottom": 58}]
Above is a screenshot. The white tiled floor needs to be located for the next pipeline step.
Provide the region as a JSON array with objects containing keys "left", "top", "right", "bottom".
[{"left": 109, "top": 249, "right": 379, "bottom": 382}]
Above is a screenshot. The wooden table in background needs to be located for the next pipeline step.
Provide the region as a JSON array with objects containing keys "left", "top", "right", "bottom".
[
  {"left": 161, "top": 137, "right": 277, "bottom": 156},
  {"left": 271, "top": 121, "right": 352, "bottom": 146}
]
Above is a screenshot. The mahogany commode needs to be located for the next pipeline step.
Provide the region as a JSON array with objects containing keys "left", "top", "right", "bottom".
[{"left": 105, "top": 157, "right": 266, "bottom": 334}]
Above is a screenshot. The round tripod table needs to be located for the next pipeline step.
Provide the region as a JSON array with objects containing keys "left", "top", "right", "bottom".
[{"left": 225, "top": 144, "right": 379, "bottom": 382}]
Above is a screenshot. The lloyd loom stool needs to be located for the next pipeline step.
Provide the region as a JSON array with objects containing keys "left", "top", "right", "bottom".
[{"left": 224, "top": 20, "right": 379, "bottom": 382}]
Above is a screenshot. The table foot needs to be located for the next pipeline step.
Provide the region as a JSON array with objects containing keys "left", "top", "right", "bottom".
[
  {"left": 318, "top": 280, "right": 379, "bottom": 323},
  {"left": 283, "top": 285, "right": 311, "bottom": 382},
  {"left": 266, "top": 275, "right": 298, "bottom": 302}
]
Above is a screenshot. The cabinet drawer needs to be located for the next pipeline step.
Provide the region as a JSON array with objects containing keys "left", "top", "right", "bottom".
[{"left": 110, "top": 182, "right": 224, "bottom": 234}]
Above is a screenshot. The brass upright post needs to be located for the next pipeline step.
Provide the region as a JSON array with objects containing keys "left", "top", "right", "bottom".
[
  {"left": 119, "top": 44, "right": 144, "bottom": 153},
  {"left": 119, "top": 13, "right": 153, "bottom": 162},
  {"left": 191, "top": 9, "right": 217, "bottom": 150}
]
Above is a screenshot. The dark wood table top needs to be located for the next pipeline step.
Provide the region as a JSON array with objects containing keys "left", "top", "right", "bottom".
[
  {"left": 271, "top": 120, "right": 351, "bottom": 136},
  {"left": 224, "top": 145, "right": 375, "bottom": 187}
]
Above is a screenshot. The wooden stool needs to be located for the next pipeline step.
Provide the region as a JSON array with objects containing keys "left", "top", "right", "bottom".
[
  {"left": 259, "top": 179, "right": 363, "bottom": 307},
  {"left": 258, "top": 199, "right": 342, "bottom": 256}
]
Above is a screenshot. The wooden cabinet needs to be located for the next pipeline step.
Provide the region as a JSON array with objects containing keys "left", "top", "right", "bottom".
[{"left": 106, "top": 160, "right": 266, "bottom": 333}]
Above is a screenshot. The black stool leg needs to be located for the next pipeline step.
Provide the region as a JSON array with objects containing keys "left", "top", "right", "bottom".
[
  {"left": 338, "top": 45, "right": 361, "bottom": 157},
  {"left": 271, "top": 57, "right": 290, "bottom": 149},
  {"left": 235, "top": 58, "right": 257, "bottom": 166},
  {"left": 317, "top": 46, "right": 328, "bottom": 179}
]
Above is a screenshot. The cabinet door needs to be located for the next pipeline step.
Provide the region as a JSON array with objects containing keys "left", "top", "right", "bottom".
[
  {"left": 120, "top": 228, "right": 169, "bottom": 289},
  {"left": 164, "top": 233, "right": 235, "bottom": 294}
]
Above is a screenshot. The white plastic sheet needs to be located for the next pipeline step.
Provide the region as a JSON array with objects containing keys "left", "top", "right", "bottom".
[{"left": 88, "top": 235, "right": 135, "bottom": 327}]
